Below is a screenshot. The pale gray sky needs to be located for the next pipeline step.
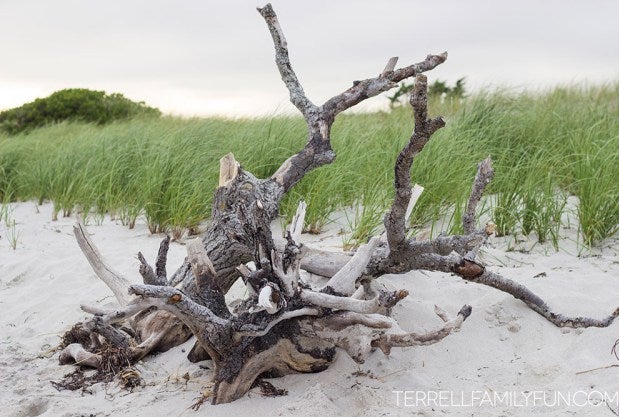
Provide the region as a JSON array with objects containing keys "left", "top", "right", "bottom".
[{"left": 1, "top": 1, "right": 618, "bottom": 116}]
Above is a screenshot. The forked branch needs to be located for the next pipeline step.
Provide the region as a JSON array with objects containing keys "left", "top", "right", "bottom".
[
  {"left": 259, "top": 3, "right": 448, "bottom": 192},
  {"left": 385, "top": 75, "right": 445, "bottom": 253},
  {"left": 372, "top": 305, "right": 472, "bottom": 355}
]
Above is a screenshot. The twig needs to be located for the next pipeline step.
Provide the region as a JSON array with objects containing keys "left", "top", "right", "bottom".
[{"left": 575, "top": 364, "right": 619, "bottom": 375}]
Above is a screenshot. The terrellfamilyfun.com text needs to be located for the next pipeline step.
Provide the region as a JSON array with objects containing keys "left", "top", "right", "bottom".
[{"left": 392, "top": 390, "right": 619, "bottom": 408}]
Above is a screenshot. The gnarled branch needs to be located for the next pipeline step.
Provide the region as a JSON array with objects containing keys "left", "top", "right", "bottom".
[
  {"left": 385, "top": 75, "right": 445, "bottom": 253},
  {"left": 372, "top": 305, "right": 471, "bottom": 355}
]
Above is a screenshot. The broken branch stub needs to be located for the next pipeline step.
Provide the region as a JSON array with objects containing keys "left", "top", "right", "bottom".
[{"left": 463, "top": 156, "right": 494, "bottom": 235}]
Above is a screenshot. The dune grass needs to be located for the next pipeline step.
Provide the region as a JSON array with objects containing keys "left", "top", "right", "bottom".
[{"left": 1, "top": 83, "right": 618, "bottom": 247}]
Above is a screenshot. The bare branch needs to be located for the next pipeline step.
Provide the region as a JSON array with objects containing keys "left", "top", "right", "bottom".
[
  {"left": 372, "top": 305, "right": 471, "bottom": 355},
  {"left": 136, "top": 235, "right": 170, "bottom": 286},
  {"left": 73, "top": 221, "right": 132, "bottom": 306},
  {"left": 385, "top": 75, "right": 445, "bottom": 253},
  {"left": 371, "top": 246, "right": 619, "bottom": 329},
  {"left": 323, "top": 53, "right": 448, "bottom": 117},
  {"left": 259, "top": 7, "right": 447, "bottom": 194},
  {"left": 257, "top": 4, "right": 318, "bottom": 118},
  {"left": 300, "top": 287, "right": 406, "bottom": 314},
  {"left": 323, "top": 235, "right": 381, "bottom": 295},
  {"left": 463, "top": 267, "right": 619, "bottom": 328},
  {"left": 80, "top": 298, "right": 157, "bottom": 326},
  {"left": 463, "top": 157, "right": 494, "bottom": 234},
  {"left": 128, "top": 284, "right": 229, "bottom": 329}
]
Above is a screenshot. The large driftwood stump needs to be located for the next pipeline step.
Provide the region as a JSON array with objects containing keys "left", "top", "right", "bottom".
[{"left": 58, "top": 3, "right": 619, "bottom": 405}]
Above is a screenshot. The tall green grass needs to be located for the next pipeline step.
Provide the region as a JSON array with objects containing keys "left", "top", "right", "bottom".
[{"left": 1, "top": 83, "right": 618, "bottom": 246}]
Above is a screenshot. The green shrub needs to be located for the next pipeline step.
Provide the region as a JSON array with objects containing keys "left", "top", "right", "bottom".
[{"left": 0, "top": 89, "right": 160, "bottom": 134}]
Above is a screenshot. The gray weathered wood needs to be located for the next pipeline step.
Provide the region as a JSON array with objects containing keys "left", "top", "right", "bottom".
[{"left": 61, "top": 3, "right": 619, "bottom": 407}]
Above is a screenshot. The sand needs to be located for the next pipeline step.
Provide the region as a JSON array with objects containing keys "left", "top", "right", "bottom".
[{"left": 1, "top": 200, "right": 618, "bottom": 416}]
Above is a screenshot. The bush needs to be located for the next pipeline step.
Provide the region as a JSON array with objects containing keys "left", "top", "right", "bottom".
[
  {"left": 387, "top": 78, "right": 467, "bottom": 108},
  {"left": 0, "top": 89, "right": 160, "bottom": 134}
]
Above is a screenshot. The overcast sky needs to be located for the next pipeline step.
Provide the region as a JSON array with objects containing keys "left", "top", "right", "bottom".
[{"left": 1, "top": 1, "right": 618, "bottom": 117}]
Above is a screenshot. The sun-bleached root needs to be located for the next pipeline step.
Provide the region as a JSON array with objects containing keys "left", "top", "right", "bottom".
[
  {"left": 299, "top": 287, "right": 408, "bottom": 314},
  {"left": 322, "top": 236, "right": 381, "bottom": 295},
  {"left": 61, "top": 227, "right": 195, "bottom": 382},
  {"left": 73, "top": 221, "right": 132, "bottom": 306},
  {"left": 59, "top": 343, "right": 102, "bottom": 368},
  {"left": 371, "top": 305, "right": 471, "bottom": 355}
]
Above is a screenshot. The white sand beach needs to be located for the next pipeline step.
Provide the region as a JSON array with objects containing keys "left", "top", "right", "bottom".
[{"left": 1, "top": 201, "right": 618, "bottom": 416}]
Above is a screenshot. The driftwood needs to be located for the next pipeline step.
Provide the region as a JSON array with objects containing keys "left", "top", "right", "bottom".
[{"left": 58, "top": 3, "right": 619, "bottom": 405}]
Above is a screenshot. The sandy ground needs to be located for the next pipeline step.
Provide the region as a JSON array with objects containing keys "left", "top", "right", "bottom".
[{"left": 1, "top": 201, "right": 618, "bottom": 417}]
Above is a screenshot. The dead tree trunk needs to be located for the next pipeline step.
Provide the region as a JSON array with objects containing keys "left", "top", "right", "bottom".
[{"left": 58, "top": 3, "right": 619, "bottom": 405}]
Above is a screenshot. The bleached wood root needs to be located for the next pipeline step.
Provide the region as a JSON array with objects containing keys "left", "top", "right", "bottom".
[
  {"left": 59, "top": 343, "right": 102, "bottom": 368},
  {"left": 323, "top": 236, "right": 381, "bottom": 295},
  {"left": 131, "top": 309, "right": 192, "bottom": 359},
  {"left": 289, "top": 200, "right": 307, "bottom": 243},
  {"left": 300, "top": 248, "right": 352, "bottom": 278},
  {"left": 371, "top": 305, "right": 472, "bottom": 355},
  {"left": 301, "top": 291, "right": 380, "bottom": 313},
  {"left": 73, "top": 221, "right": 132, "bottom": 306},
  {"left": 310, "top": 313, "right": 394, "bottom": 363},
  {"left": 300, "top": 288, "right": 408, "bottom": 314}
]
